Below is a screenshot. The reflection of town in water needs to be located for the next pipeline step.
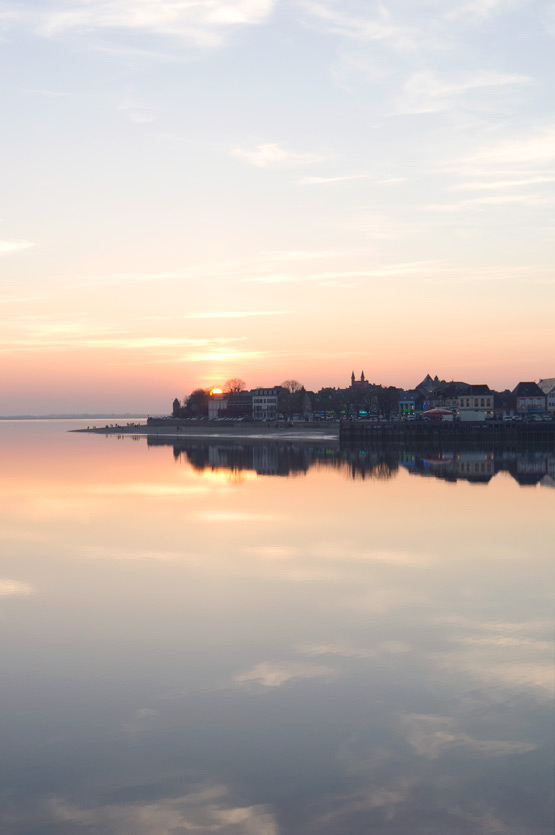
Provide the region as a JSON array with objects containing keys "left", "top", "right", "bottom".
[
  {"left": 146, "top": 437, "right": 555, "bottom": 487},
  {"left": 399, "top": 449, "right": 555, "bottom": 486}
]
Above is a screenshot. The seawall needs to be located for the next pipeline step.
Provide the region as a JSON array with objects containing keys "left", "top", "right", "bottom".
[{"left": 339, "top": 420, "right": 555, "bottom": 450}]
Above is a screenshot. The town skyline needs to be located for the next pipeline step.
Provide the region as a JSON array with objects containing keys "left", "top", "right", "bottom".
[
  {"left": 1, "top": 365, "right": 554, "bottom": 416},
  {"left": 167, "top": 372, "right": 554, "bottom": 423}
]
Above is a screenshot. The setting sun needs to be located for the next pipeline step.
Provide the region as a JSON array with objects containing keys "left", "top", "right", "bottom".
[{"left": 210, "top": 388, "right": 223, "bottom": 395}]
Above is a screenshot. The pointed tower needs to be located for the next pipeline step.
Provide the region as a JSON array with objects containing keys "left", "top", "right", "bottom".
[{"left": 351, "top": 371, "right": 355, "bottom": 387}]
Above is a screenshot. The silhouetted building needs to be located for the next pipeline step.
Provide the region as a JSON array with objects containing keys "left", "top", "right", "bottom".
[
  {"left": 351, "top": 371, "right": 369, "bottom": 389},
  {"left": 415, "top": 373, "right": 441, "bottom": 393}
]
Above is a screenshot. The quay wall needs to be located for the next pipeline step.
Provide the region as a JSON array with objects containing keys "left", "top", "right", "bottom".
[{"left": 339, "top": 420, "right": 555, "bottom": 449}]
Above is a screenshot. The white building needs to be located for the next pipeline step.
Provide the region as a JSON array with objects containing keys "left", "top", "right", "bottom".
[{"left": 252, "top": 387, "right": 280, "bottom": 420}]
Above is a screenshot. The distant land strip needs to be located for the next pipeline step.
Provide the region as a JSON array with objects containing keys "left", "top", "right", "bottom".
[{"left": 0, "top": 414, "right": 149, "bottom": 420}]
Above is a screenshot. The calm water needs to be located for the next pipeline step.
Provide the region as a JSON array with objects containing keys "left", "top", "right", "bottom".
[{"left": 0, "top": 421, "right": 553, "bottom": 835}]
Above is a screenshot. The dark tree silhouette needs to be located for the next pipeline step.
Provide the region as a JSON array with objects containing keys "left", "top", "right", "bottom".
[
  {"left": 185, "top": 388, "right": 210, "bottom": 416},
  {"left": 224, "top": 378, "right": 246, "bottom": 394},
  {"left": 281, "top": 379, "right": 303, "bottom": 394}
]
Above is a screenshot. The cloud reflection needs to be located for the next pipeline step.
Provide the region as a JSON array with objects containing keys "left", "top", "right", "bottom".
[
  {"left": 87, "top": 482, "right": 211, "bottom": 497},
  {"left": 234, "top": 661, "right": 333, "bottom": 688},
  {"left": 0, "top": 578, "right": 34, "bottom": 597},
  {"left": 42, "top": 785, "right": 278, "bottom": 835},
  {"left": 197, "top": 511, "right": 277, "bottom": 522},
  {"left": 402, "top": 713, "right": 536, "bottom": 759}
]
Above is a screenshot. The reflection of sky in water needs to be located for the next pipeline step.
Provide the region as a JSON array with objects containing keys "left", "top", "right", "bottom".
[{"left": 0, "top": 422, "right": 553, "bottom": 834}]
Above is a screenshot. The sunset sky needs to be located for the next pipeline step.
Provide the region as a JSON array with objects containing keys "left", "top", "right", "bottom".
[{"left": 1, "top": 0, "right": 553, "bottom": 413}]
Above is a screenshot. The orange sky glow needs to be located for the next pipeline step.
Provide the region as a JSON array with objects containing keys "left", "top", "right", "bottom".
[{"left": 0, "top": 1, "right": 553, "bottom": 412}]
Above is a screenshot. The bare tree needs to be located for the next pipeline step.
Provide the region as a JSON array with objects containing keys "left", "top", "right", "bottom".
[
  {"left": 224, "top": 378, "right": 246, "bottom": 394},
  {"left": 281, "top": 380, "right": 303, "bottom": 394}
]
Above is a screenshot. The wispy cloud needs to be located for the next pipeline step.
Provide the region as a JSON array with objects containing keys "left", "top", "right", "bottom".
[
  {"left": 93, "top": 336, "right": 247, "bottom": 350},
  {"left": 232, "top": 143, "right": 329, "bottom": 168},
  {"left": 423, "top": 265, "right": 554, "bottom": 286},
  {"left": 300, "top": 1, "right": 421, "bottom": 52},
  {"left": 298, "top": 173, "right": 409, "bottom": 186},
  {"left": 0, "top": 240, "right": 34, "bottom": 255},
  {"left": 256, "top": 249, "right": 344, "bottom": 262},
  {"left": 105, "top": 250, "right": 349, "bottom": 288},
  {"left": 447, "top": 127, "right": 555, "bottom": 177},
  {"left": 91, "top": 42, "right": 187, "bottom": 62},
  {"left": 117, "top": 89, "right": 159, "bottom": 123},
  {"left": 238, "top": 273, "right": 308, "bottom": 284},
  {"left": 0, "top": 296, "right": 44, "bottom": 305},
  {"left": 468, "top": 130, "right": 555, "bottom": 168},
  {"left": 446, "top": 0, "right": 515, "bottom": 23},
  {"left": 453, "top": 176, "right": 555, "bottom": 191},
  {"left": 184, "top": 310, "right": 288, "bottom": 319},
  {"left": 399, "top": 69, "right": 531, "bottom": 114},
  {"left": 75, "top": 252, "right": 351, "bottom": 291},
  {"left": 22, "top": 87, "right": 69, "bottom": 97},
  {"left": 298, "top": 172, "right": 373, "bottom": 185},
  {"left": 241, "top": 260, "right": 441, "bottom": 283},
  {"left": 378, "top": 177, "right": 408, "bottom": 185},
  {"left": 302, "top": 0, "right": 520, "bottom": 52},
  {"left": 77, "top": 271, "right": 184, "bottom": 286},
  {"left": 0, "top": 327, "right": 248, "bottom": 353},
  {"left": 181, "top": 349, "right": 269, "bottom": 363},
  {"left": 425, "top": 193, "right": 552, "bottom": 212},
  {"left": 6, "top": 1, "right": 277, "bottom": 49}
]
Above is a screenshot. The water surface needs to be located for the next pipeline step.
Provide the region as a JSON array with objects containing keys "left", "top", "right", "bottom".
[{"left": 0, "top": 421, "right": 553, "bottom": 834}]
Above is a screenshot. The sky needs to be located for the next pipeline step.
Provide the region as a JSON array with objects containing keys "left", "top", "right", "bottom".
[{"left": 0, "top": 0, "right": 553, "bottom": 413}]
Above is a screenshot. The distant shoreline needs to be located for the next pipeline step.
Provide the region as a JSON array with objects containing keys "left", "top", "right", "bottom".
[{"left": 0, "top": 414, "right": 149, "bottom": 421}]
